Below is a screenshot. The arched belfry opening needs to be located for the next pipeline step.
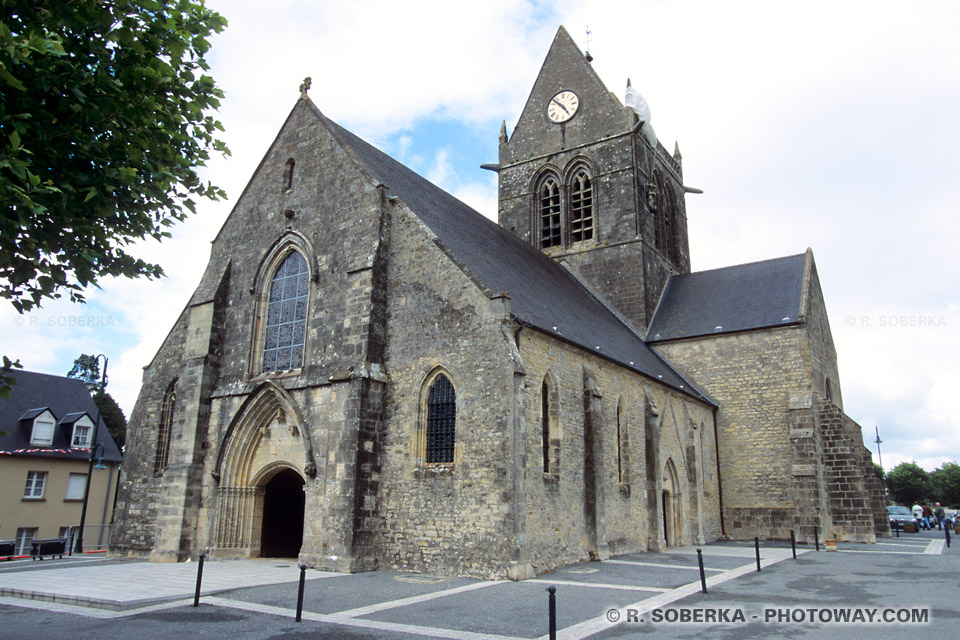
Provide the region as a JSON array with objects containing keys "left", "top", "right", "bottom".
[
  {"left": 211, "top": 382, "right": 316, "bottom": 558},
  {"left": 259, "top": 467, "right": 305, "bottom": 558}
]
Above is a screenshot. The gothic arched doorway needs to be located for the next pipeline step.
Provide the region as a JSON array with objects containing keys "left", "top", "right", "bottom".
[
  {"left": 662, "top": 458, "right": 682, "bottom": 547},
  {"left": 260, "top": 468, "right": 305, "bottom": 558}
]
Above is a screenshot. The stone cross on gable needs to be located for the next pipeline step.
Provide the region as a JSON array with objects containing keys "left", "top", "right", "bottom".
[{"left": 299, "top": 76, "right": 312, "bottom": 98}]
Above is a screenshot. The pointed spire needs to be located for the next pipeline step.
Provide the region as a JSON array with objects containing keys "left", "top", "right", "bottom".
[
  {"left": 500, "top": 120, "right": 507, "bottom": 143},
  {"left": 674, "top": 142, "right": 682, "bottom": 160}
]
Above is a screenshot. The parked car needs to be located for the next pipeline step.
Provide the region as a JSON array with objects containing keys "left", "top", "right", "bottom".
[{"left": 887, "top": 505, "right": 919, "bottom": 532}]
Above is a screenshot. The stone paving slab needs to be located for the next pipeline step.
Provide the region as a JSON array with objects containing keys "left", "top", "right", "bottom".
[{"left": 0, "top": 558, "right": 334, "bottom": 611}]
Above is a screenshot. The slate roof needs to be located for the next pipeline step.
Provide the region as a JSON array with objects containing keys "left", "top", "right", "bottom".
[
  {"left": 0, "top": 370, "right": 122, "bottom": 461},
  {"left": 317, "top": 105, "right": 709, "bottom": 403},
  {"left": 647, "top": 253, "right": 807, "bottom": 342}
]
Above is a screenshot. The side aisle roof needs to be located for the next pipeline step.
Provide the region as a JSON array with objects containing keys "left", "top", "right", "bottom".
[{"left": 647, "top": 253, "right": 807, "bottom": 342}]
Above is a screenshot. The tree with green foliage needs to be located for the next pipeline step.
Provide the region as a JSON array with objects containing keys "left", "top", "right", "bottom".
[
  {"left": 0, "top": 0, "right": 229, "bottom": 311},
  {"left": 66, "top": 354, "right": 127, "bottom": 449},
  {"left": 930, "top": 462, "right": 960, "bottom": 507},
  {"left": 0, "top": 0, "right": 228, "bottom": 397},
  {"left": 886, "top": 461, "right": 931, "bottom": 506}
]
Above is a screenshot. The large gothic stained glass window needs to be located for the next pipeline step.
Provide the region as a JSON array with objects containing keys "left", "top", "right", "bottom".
[{"left": 262, "top": 251, "right": 309, "bottom": 373}]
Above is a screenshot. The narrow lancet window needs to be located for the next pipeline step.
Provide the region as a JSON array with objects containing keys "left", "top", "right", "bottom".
[
  {"left": 570, "top": 171, "right": 594, "bottom": 242},
  {"left": 282, "top": 158, "right": 295, "bottom": 190},
  {"left": 156, "top": 382, "right": 176, "bottom": 473},
  {"left": 425, "top": 374, "right": 456, "bottom": 463},
  {"left": 539, "top": 178, "right": 562, "bottom": 248}
]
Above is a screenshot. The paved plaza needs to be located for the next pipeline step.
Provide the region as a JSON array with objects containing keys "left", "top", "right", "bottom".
[{"left": 1, "top": 529, "right": 957, "bottom": 639}]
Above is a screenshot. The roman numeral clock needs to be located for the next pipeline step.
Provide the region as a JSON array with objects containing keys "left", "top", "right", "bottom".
[{"left": 547, "top": 90, "right": 579, "bottom": 123}]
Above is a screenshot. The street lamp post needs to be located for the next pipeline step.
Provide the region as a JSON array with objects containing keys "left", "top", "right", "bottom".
[
  {"left": 874, "top": 426, "right": 884, "bottom": 470},
  {"left": 75, "top": 354, "right": 108, "bottom": 555}
]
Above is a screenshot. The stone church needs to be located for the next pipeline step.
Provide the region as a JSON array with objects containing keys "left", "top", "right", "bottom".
[{"left": 111, "top": 27, "right": 887, "bottom": 579}]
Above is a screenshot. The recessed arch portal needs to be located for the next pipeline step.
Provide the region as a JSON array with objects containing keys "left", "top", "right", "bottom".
[{"left": 212, "top": 382, "right": 315, "bottom": 557}]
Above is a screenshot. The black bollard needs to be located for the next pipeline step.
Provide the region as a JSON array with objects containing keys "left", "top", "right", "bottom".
[
  {"left": 547, "top": 586, "right": 557, "bottom": 640},
  {"left": 945, "top": 525, "right": 951, "bottom": 548},
  {"left": 790, "top": 530, "right": 796, "bottom": 559},
  {"left": 754, "top": 537, "right": 761, "bottom": 572},
  {"left": 296, "top": 563, "right": 307, "bottom": 622},
  {"left": 814, "top": 526, "right": 819, "bottom": 551},
  {"left": 697, "top": 548, "right": 707, "bottom": 593},
  {"left": 193, "top": 553, "right": 205, "bottom": 607}
]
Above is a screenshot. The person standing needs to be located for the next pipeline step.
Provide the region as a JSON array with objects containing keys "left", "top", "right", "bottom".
[
  {"left": 934, "top": 503, "right": 945, "bottom": 530},
  {"left": 913, "top": 503, "right": 924, "bottom": 529},
  {"left": 922, "top": 504, "right": 934, "bottom": 530}
]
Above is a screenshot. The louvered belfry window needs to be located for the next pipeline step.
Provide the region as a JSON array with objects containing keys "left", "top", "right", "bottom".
[
  {"left": 425, "top": 374, "right": 456, "bottom": 463},
  {"left": 539, "top": 178, "right": 562, "bottom": 248},
  {"left": 570, "top": 171, "right": 593, "bottom": 242},
  {"left": 262, "top": 252, "right": 309, "bottom": 373}
]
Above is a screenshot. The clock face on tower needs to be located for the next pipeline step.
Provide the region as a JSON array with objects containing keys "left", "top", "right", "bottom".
[{"left": 547, "top": 90, "right": 579, "bottom": 123}]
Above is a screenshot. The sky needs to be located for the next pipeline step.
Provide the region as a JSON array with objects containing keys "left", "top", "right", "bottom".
[{"left": 2, "top": 0, "right": 958, "bottom": 472}]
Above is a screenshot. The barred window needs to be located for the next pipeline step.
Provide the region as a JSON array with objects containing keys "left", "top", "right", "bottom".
[
  {"left": 262, "top": 251, "right": 309, "bottom": 373},
  {"left": 425, "top": 374, "right": 456, "bottom": 464},
  {"left": 539, "top": 178, "right": 562, "bottom": 248},
  {"left": 156, "top": 382, "right": 176, "bottom": 474},
  {"left": 569, "top": 171, "right": 594, "bottom": 242}
]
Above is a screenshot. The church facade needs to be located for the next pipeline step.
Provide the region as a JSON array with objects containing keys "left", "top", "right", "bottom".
[{"left": 111, "top": 27, "right": 886, "bottom": 579}]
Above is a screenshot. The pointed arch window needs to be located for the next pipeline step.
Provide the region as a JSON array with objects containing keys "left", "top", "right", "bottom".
[
  {"left": 541, "top": 381, "right": 551, "bottom": 473},
  {"left": 425, "top": 373, "right": 456, "bottom": 464},
  {"left": 569, "top": 170, "right": 594, "bottom": 242},
  {"left": 616, "top": 398, "right": 630, "bottom": 491},
  {"left": 156, "top": 381, "right": 176, "bottom": 473},
  {"left": 539, "top": 177, "right": 562, "bottom": 248},
  {"left": 262, "top": 251, "right": 309, "bottom": 373},
  {"left": 540, "top": 373, "right": 560, "bottom": 477}
]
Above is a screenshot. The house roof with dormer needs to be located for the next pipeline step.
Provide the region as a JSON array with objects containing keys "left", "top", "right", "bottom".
[{"left": 0, "top": 370, "right": 122, "bottom": 461}]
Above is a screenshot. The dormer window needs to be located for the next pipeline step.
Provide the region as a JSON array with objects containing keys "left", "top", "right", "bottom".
[
  {"left": 72, "top": 421, "right": 92, "bottom": 448},
  {"left": 60, "top": 412, "right": 95, "bottom": 449},
  {"left": 26, "top": 409, "right": 56, "bottom": 446}
]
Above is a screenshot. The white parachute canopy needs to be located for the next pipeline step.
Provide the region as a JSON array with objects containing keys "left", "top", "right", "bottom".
[
  {"left": 625, "top": 79, "right": 657, "bottom": 148},
  {"left": 624, "top": 80, "right": 650, "bottom": 121}
]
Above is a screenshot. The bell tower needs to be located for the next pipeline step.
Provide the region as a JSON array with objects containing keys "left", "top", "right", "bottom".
[{"left": 494, "top": 27, "right": 690, "bottom": 334}]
